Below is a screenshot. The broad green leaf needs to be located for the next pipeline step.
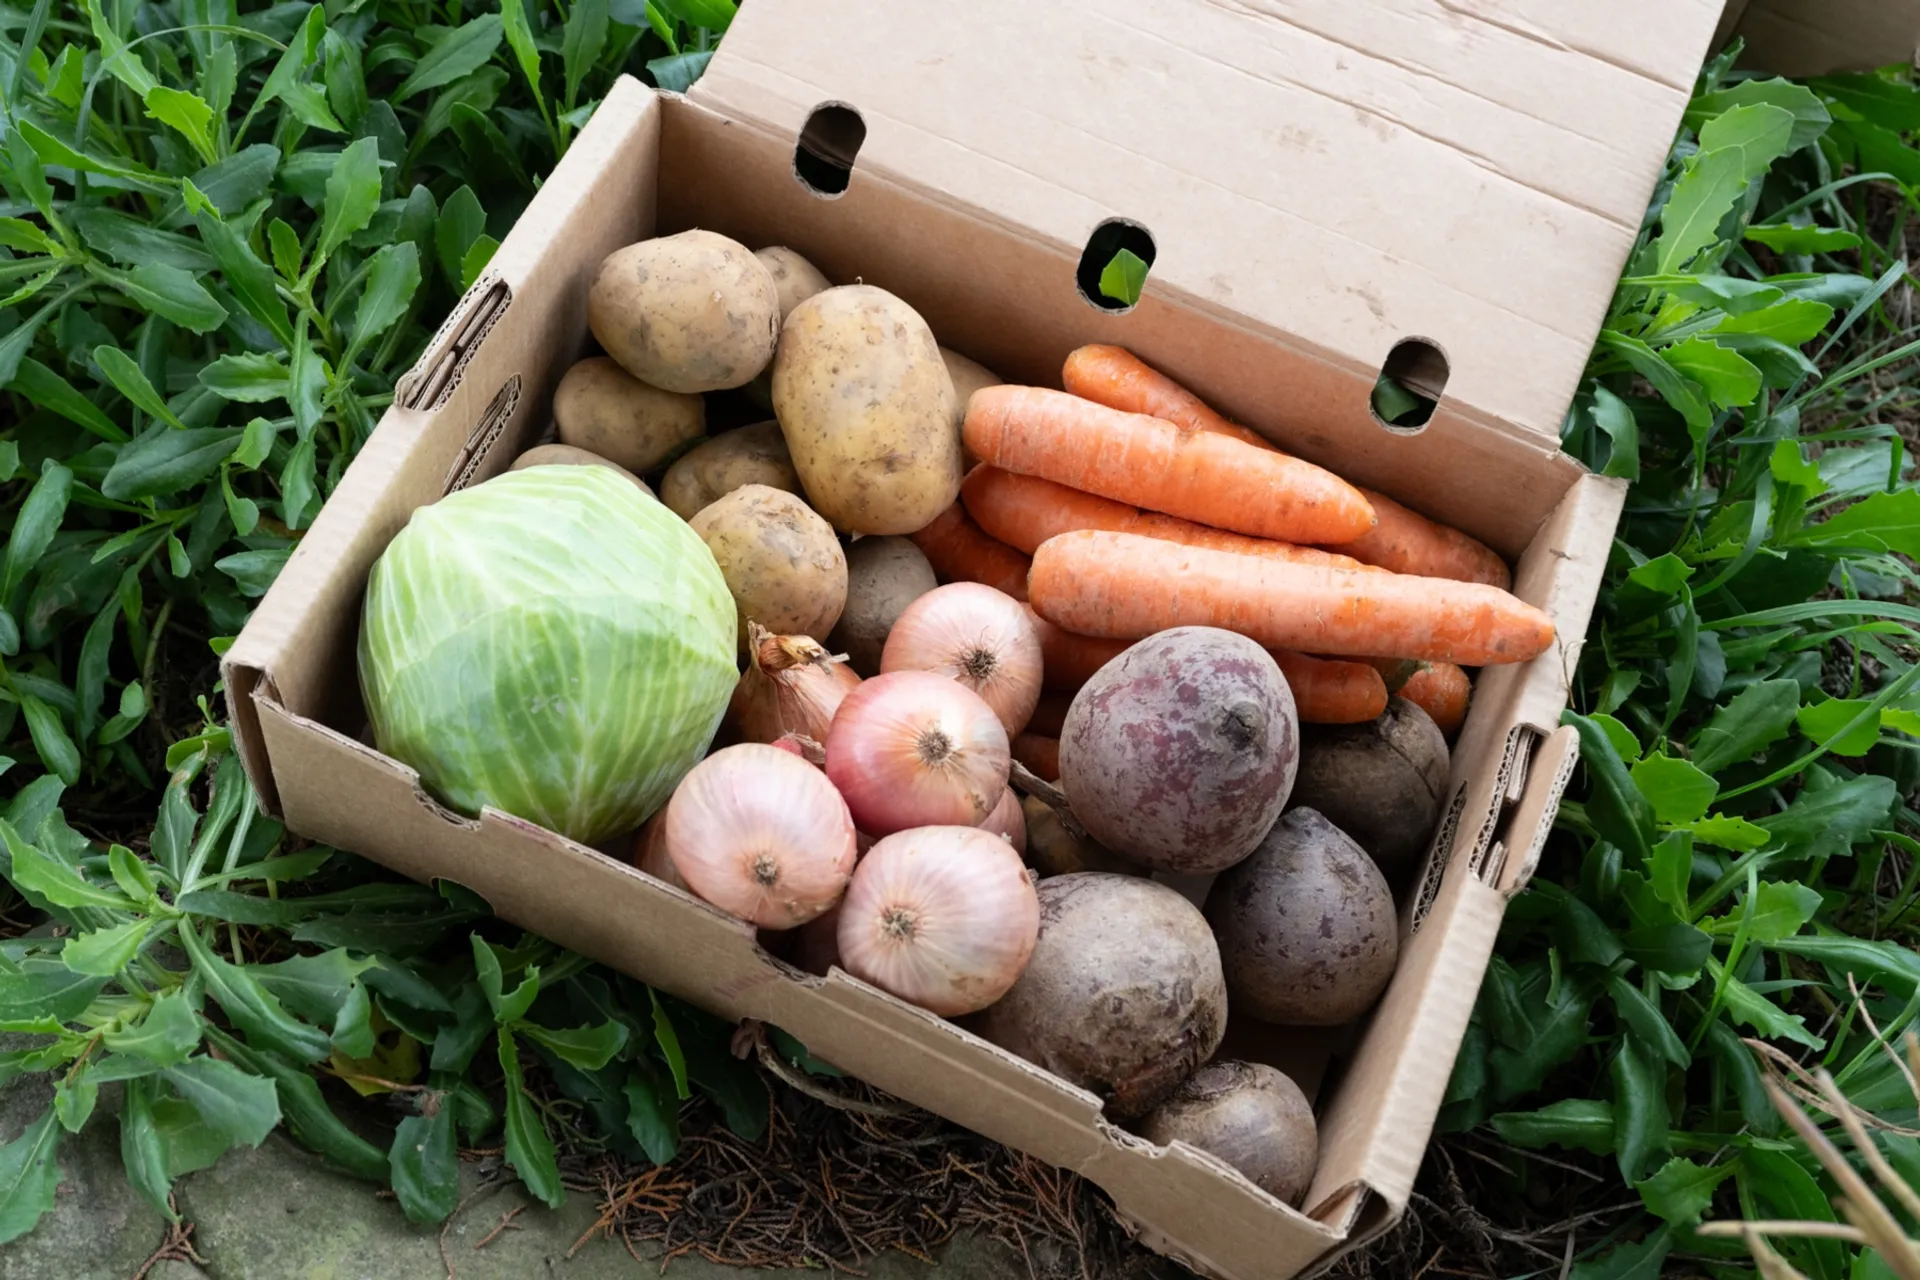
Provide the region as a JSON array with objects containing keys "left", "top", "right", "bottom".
[
  {"left": 646, "top": 50, "right": 712, "bottom": 94},
  {"left": 281, "top": 440, "right": 318, "bottom": 531},
  {"left": 314, "top": 138, "right": 383, "bottom": 273},
  {"left": 1812, "top": 74, "right": 1920, "bottom": 132},
  {"left": 53, "top": 1062, "right": 99, "bottom": 1132},
  {"left": 1654, "top": 104, "right": 1796, "bottom": 274},
  {"left": 233, "top": 418, "right": 279, "bottom": 470},
  {"left": 519, "top": 1019, "right": 629, "bottom": 1071},
  {"left": 656, "top": 0, "right": 736, "bottom": 31},
  {"left": 252, "top": 951, "right": 378, "bottom": 1028},
  {"left": 1563, "top": 713, "right": 1654, "bottom": 862},
  {"left": 99, "top": 681, "right": 147, "bottom": 746},
  {"left": 7, "top": 359, "right": 125, "bottom": 443},
  {"left": 119, "top": 1080, "right": 175, "bottom": 1221},
  {"left": 498, "top": 1029, "right": 564, "bottom": 1208},
  {"left": 430, "top": 987, "right": 492, "bottom": 1075},
  {"left": 436, "top": 185, "right": 486, "bottom": 286},
  {"left": 194, "top": 214, "right": 294, "bottom": 349},
  {"left": 1796, "top": 698, "right": 1881, "bottom": 756},
  {"left": 143, "top": 87, "right": 217, "bottom": 164},
  {"left": 178, "top": 926, "right": 332, "bottom": 1063},
  {"left": 1769, "top": 935, "right": 1920, "bottom": 999},
  {"left": 1710, "top": 959, "right": 1822, "bottom": 1048},
  {"left": 347, "top": 243, "right": 421, "bottom": 359},
  {"left": 1, "top": 461, "right": 71, "bottom": 600},
  {"left": 1679, "top": 813, "right": 1770, "bottom": 851},
  {"left": 1591, "top": 385, "right": 1640, "bottom": 481},
  {"left": 1600, "top": 332, "right": 1712, "bottom": 447},
  {"left": 1745, "top": 223, "right": 1862, "bottom": 254},
  {"left": 1622, "top": 921, "right": 1712, "bottom": 977},
  {"left": 1487, "top": 1098, "right": 1614, "bottom": 1155},
  {"left": 204, "top": 1028, "right": 386, "bottom": 1181},
  {"left": 1570, "top": 1229, "right": 1672, "bottom": 1280},
  {"left": 649, "top": 990, "right": 690, "bottom": 1099},
  {"left": 1762, "top": 774, "right": 1896, "bottom": 860},
  {"left": 16, "top": 119, "right": 168, "bottom": 190},
  {"left": 1746, "top": 1147, "right": 1847, "bottom": 1280},
  {"left": 1799, "top": 489, "right": 1920, "bottom": 558},
  {"left": 0, "top": 1109, "right": 60, "bottom": 1245},
  {"left": 6, "top": 131, "right": 54, "bottom": 222},
  {"left": 70, "top": 209, "right": 214, "bottom": 271},
  {"left": 108, "top": 846, "right": 155, "bottom": 902},
  {"left": 563, "top": 0, "right": 611, "bottom": 105},
  {"left": 1689, "top": 679, "right": 1799, "bottom": 773},
  {"left": 1099, "top": 248, "right": 1149, "bottom": 308},
  {"left": 260, "top": 5, "right": 327, "bottom": 115},
  {"left": 94, "top": 346, "right": 183, "bottom": 428},
  {"left": 3, "top": 818, "right": 129, "bottom": 910},
  {"left": 163, "top": 1057, "right": 280, "bottom": 1147},
  {"left": 1607, "top": 976, "right": 1689, "bottom": 1067},
  {"left": 1631, "top": 273, "right": 1782, "bottom": 314},
  {"left": 288, "top": 322, "right": 328, "bottom": 438},
  {"left": 1717, "top": 880, "right": 1822, "bottom": 944},
  {"left": 268, "top": 220, "right": 303, "bottom": 282},
  {"left": 63, "top": 918, "right": 152, "bottom": 976},
  {"left": 1610, "top": 1037, "right": 1669, "bottom": 1183},
  {"left": 0, "top": 219, "right": 56, "bottom": 254},
  {"left": 1688, "top": 78, "right": 1831, "bottom": 150},
  {"left": 500, "top": 0, "right": 547, "bottom": 118},
  {"left": 395, "top": 15, "right": 505, "bottom": 102},
  {"left": 1769, "top": 439, "right": 1824, "bottom": 493},
  {"left": 1628, "top": 755, "right": 1717, "bottom": 826},
  {"left": 83, "top": 0, "right": 156, "bottom": 95},
  {"left": 325, "top": 31, "right": 368, "bottom": 128},
  {"left": 461, "top": 235, "right": 499, "bottom": 291},
  {"left": 623, "top": 1064, "right": 680, "bottom": 1165},
  {"left": 0, "top": 964, "right": 103, "bottom": 1026},
  {"left": 1589, "top": 713, "right": 1642, "bottom": 763},
  {"left": 199, "top": 353, "right": 290, "bottom": 403},
  {"left": 103, "top": 991, "right": 202, "bottom": 1067},
  {"left": 1648, "top": 832, "right": 1692, "bottom": 912},
  {"left": 102, "top": 427, "right": 242, "bottom": 502},
  {"left": 1663, "top": 337, "right": 1761, "bottom": 409},
  {"left": 20, "top": 699, "right": 77, "bottom": 787},
  {"left": 279, "top": 82, "right": 344, "bottom": 133},
  {"left": 1710, "top": 297, "right": 1835, "bottom": 345},
  {"left": 389, "top": 1103, "right": 459, "bottom": 1223}
]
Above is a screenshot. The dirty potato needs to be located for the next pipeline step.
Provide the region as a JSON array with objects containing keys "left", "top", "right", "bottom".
[
  {"left": 756, "top": 246, "right": 832, "bottom": 321},
  {"left": 827, "top": 535, "right": 937, "bottom": 676},
  {"left": 689, "top": 484, "right": 848, "bottom": 643},
  {"left": 659, "top": 422, "right": 801, "bottom": 522},
  {"left": 551, "top": 357, "right": 704, "bottom": 474},
  {"left": 941, "top": 348, "right": 1004, "bottom": 469},
  {"left": 772, "top": 285, "right": 960, "bottom": 535},
  {"left": 587, "top": 230, "right": 779, "bottom": 393},
  {"left": 509, "top": 443, "right": 652, "bottom": 494}
]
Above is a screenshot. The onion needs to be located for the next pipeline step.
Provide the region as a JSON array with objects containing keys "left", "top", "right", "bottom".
[
  {"left": 980, "top": 787, "right": 1027, "bottom": 856},
  {"left": 630, "top": 813, "right": 688, "bottom": 891},
  {"left": 729, "top": 623, "right": 862, "bottom": 744},
  {"left": 825, "top": 671, "right": 1010, "bottom": 836},
  {"left": 664, "top": 743, "right": 858, "bottom": 928},
  {"left": 880, "top": 584, "right": 1043, "bottom": 736},
  {"left": 838, "top": 826, "right": 1040, "bottom": 1015}
]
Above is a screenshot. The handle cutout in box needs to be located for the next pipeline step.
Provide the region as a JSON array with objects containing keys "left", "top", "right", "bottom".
[
  {"left": 1077, "top": 219, "right": 1157, "bottom": 313},
  {"left": 794, "top": 102, "right": 866, "bottom": 197}
]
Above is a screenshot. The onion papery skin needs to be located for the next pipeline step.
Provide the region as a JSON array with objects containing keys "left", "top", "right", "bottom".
[
  {"left": 825, "top": 671, "right": 1011, "bottom": 837},
  {"left": 729, "top": 622, "right": 863, "bottom": 744},
  {"left": 838, "top": 826, "right": 1040, "bottom": 1015},
  {"left": 664, "top": 743, "right": 857, "bottom": 928},
  {"left": 881, "top": 584, "right": 1042, "bottom": 736}
]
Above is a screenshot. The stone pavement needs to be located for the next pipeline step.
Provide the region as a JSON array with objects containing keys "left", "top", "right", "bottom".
[{"left": 0, "top": 1066, "right": 1154, "bottom": 1280}]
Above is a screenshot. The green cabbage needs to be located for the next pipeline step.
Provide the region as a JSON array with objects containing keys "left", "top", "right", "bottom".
[{"left": 358, "top": 464, "right": 737, "bottom": 843}]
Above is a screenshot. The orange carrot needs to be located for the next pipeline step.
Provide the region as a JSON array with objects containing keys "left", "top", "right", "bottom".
[
  {"left": 1062, "top": 345, "right": 1275, "bottom": 451},
  {"left": 1365, "top": 657, "right": 1472, "bottom": 739},
  {"left": 964, "top": 387, "right": 1375, "bottom": 545},
  {"left": 1029, "top": 531, "right": 1554, "bottom": 666},
  {"left": 961, "top": 465, "right": 1372, "bottom": 571},
  {"left": 1064, "top": 345, "right": 1510, "bottom": 588},
  {"left": 1328, "top": 489, "right": 1512, "bottom": 590},
  {"left": 907, "top": 501, "right": 1030, "bottom": 601},
  {"left": 1026, "top": 691, "right": 1073, "bottom": 738},
  {"left": 1011, "top": 733, "right": 1061, "bottom": 782},
  {"left": 1027, "top": 607, "right": 1129, "bottom": 694},
  {"left": 1271, "top": 652, "right": 1388, "bottom": 725}
]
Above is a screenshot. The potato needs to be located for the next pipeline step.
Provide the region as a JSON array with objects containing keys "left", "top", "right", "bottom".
[
  {"left": 756, "top": 246, "right": 831, "bottom": 321},
  {"left": 689, "top": 484, "right": 847, "bottom": 643},
  {"left": 771, "top": 285, "right": 961, "bottom": 535},
  {"left": 660, "top": 422, "right": 800, "bottom": 522},
  {"left": 974, "top": 873, "right": 1226, "bottom": 1118},
  {"left": 942, "top": 347, "right": 1004, "bottom": 469},
  {"left": 1059, "top": 628, "right": 1299, "bottom": 874},
  {"left": 1203, "top": 809, "right": 1399, "bottom": 1027},
  {"left": 1288, "top": 697, "right": 1449, "bottom": 888},
  {"left": 509, "top": 444, "right": 652, "bottom": 495},
  {"left": 826, "top": 535, "right": 936, "bottom": 676},
  {"left": 551, "top": 357, "right": 703, "bottom": 474},
  {"left": 588, "top": 230, "right": 779, "bottom": 393},
  {"left": 1137, "top": 1061, "right": 1319, "bottom": 1206}
]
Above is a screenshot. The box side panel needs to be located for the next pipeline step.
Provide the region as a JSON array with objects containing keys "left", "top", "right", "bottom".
[
  {"left": 224, "top": 81, "right": 662, "bottom": 805},
  {"left": 1736, "top": 0, "right": 1920, "bottom": 75},
  {"left": 697, "top": 0, "right": 1721, "bottom": 441},
  {"left": 658, "top": 101, "right": 1581, "bottom": 559},
  {"left": 1302, "top": 474, "right": 1622, "bottom": 1210}
]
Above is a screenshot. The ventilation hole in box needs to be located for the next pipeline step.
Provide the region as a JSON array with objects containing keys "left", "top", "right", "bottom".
[
  {"left": 1409, "top": 785, "right": 1469, "bottom": 932},
  {"left": 442, "top": 374, "right": 523, "bottom": 494},
  {"left": 793, "top": 103, "right": 866, "bottom": 197},
  {"left": 397, "top": 275, "right": 512, "bottom": 411},
  {"left": 1370, "top": 337, "right": 1449, "bottom": 433},
  {"left": 1076, "top": 219, "right": 1157, "bottom": 314}
]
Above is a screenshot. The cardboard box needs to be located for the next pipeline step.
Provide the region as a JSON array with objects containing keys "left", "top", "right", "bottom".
[
  {"left": 1718, "top": 0, "right": 1920, "bottom": 76},
  {"left": 224, "top": 4, "right": 1726, "bottom": 1275}
]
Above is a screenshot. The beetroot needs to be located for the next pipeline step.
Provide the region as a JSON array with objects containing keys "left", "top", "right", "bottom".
[
  {"left": 1138, "top": 1060, "right": 1319, "bottom": 1205},
  {"left": 1058, "top": 627, "right": 1297, "bottom": 874}
]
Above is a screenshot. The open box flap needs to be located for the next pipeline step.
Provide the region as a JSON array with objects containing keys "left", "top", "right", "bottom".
[
  {"left": 1719, "top": 0, "right": 1920, "bottom": 77},
  {"left": 695, "top": 0, "right": 1723, "bottom": 448}
]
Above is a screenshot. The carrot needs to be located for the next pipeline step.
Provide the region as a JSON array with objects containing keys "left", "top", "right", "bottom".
[
  {"left": 1364, "top": 657, "right": 1471, "bottom": 739},
  {"left": 907, "top": 501, "right": 1031, "bottom": 601},
  {"left": 1063, "top": 345, "right": 1510, "bottom": 589},
  {"left": 964, "top": 387, "right": 1375, "bottom": 545},
  {"left": 1271, "top": 652, "right": 1388, "bottom": 725},
  {"left": 1027, "top": 606, "right": 1129, "bottom": 694},
  {"left": 1029, "top": 531, "right": 1554, "bottom": 666},
  {"left": 961, "top": 466, "right": 1372, "bottom": 571},
  {"left": 1328, "top": 489, "right": 1512, "bottom": 590},
  {"left": 1011, "top": 733, "right": 1061, "bottom": 782},
  {"left": 1026, "top": 690, "right": 1073, "bottom": 738},
  {"left": 1062, "top": 345, "right": 1275, "bottom": 451}
]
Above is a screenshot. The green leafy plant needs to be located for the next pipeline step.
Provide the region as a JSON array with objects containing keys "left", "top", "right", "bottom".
[{"left": 1450, "top": 48, "right": 1920, "bottom": 1277}]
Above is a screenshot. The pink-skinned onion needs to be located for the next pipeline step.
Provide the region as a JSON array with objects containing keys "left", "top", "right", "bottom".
[
  {"left": 881, "top": 583, "right": 1043, "bottom": 735},
  {"left": 825, "top": 671, "right": 1010, "bottom": 836}
]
